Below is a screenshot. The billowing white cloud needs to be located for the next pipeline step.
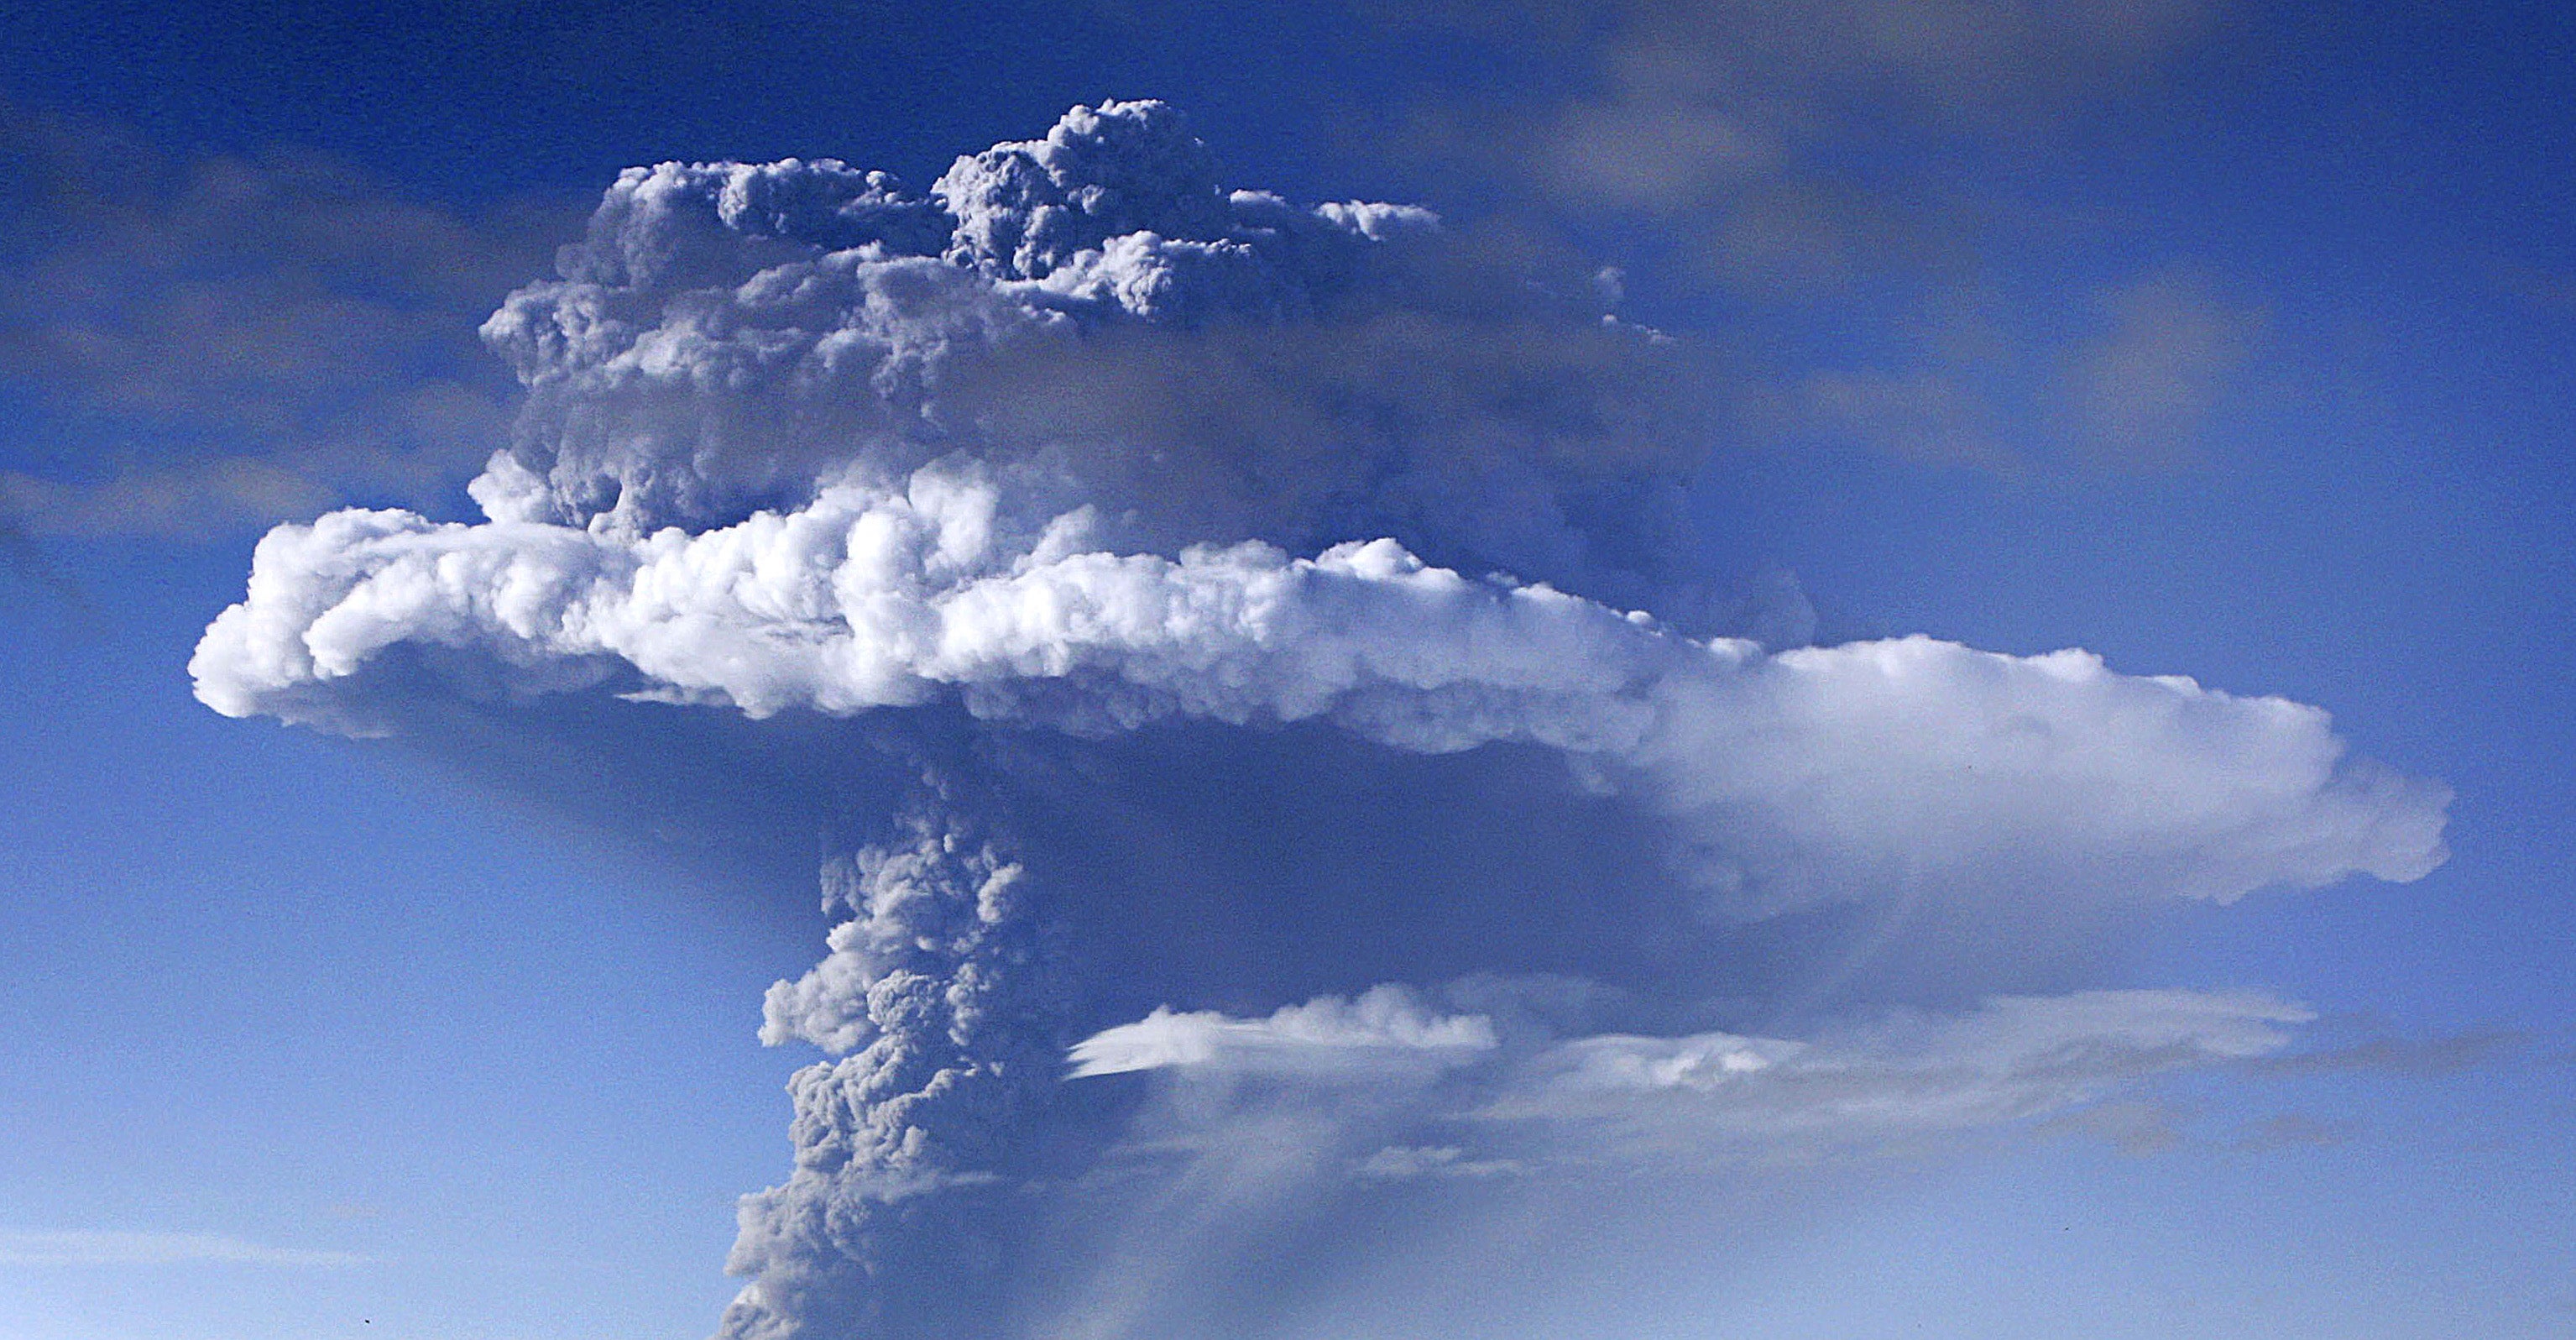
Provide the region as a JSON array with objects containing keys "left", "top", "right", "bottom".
[
  {"left": 184, "top": 100, "right": 2449, "bottom": 1340},
  {"left": 189, "top": 458, "right": 2441, "bottom": 1340},
  {"left": 191, "top": 463, "right": 2445, "bottom": 919}
]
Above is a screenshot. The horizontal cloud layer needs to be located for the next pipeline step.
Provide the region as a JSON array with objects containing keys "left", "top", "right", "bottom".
[
  {"left": 194, "top": 464, "right": 2445, "bottom": 919},
  {"left": 1069, "top": 986, "right": 1500, "bottom": 1078},
  {"left": 1030, "top": 981, "right": 2321, "bottom": 1337},
  {"left": 1074, "top": 984, "right": 2316, "bottom": 1170}
]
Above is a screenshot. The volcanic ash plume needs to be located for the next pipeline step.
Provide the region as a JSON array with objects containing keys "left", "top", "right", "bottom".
[{"left": 190, "top": 102, "right": 2448, "bottom": 1338}]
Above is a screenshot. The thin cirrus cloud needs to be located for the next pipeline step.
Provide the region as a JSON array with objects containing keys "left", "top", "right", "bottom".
[
  {"left": 1031, "top": 982, "right": 2323, "bottom": 1339},
  {"left": 0, "top": 1228, "right": 370, "bottom": 1269},
  {"left": 182, "top": 101, "right": 2448, "bottom": 1339},
  {"left": 1071, "top": 985, "right": 2315, "bottom": 1169}
]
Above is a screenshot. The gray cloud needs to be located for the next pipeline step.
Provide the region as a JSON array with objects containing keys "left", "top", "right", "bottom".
[
  {"left": 2245, "top": 1029, "right": 2526, "bottom": 1078},
  {"left": 722, "top": 784, "right": 1066, "bottom": 1340},
  {"left": 2060, "top": 273, "right": 2264, "bottom": 470},
  {"left": 2033, "top": 1097, "right": 2193, "bottom": 1156},
  {"left": 1372, "top": 0, "right": 2222, "bottom": 233},
  {"left": 1351, "top": 1, "right": 2269, "bottom": 480},
  {"left": 468, "top": 101, "right": 1718, "bottom": 615},
  {"left": 2032, "top": 1100, "right": 2359, "bottom": 1157},
  {"left": 0, "top": 103, "right": 571, "bottom": 537},
  {"left": 1800, "top": 270, "right": 2264, "bottom": 471},
  {"left": 1803, "top": 364, "right": 2016, "bottom": 470},
  {"left": 1532, "top": 0, "right": 2213, "bottom": 222}
]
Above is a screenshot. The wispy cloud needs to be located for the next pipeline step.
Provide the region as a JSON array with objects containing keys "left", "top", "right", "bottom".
[
  {"left": 0, "top": 102, "right": 576, "bottom": 538},
  {"left": 1075, "top": 985, "right": 2321, "bottom": 1173},
  {"left": 1483, "top": 988, "right": 2315, "bottom": 1164},
  {"left": 0, "top": 1228, "right": 373, "bottom": 1268},
  {"left": 2245, "top": 1029, "right": 2526, "bottom": 1078},
  {"left": 1352, "top": 1, "right": 2270, "bottom": 480}
]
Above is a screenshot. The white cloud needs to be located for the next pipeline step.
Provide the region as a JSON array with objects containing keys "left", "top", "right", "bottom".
[
  {"left": 1069, "top": 986, "right": 1499, "bottom": 1079},
  {"left": 1350, "top": 1144, "right": 1526, "bottom": 1180},
  {"left": 192, "top": 464, "right": 2446, "bottom": 919},
  {"left": 1071, "top": 986, "right": 2315, "bottom": 1176}
]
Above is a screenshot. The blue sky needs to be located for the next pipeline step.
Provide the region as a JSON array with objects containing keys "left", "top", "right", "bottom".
[{"left": 2, "top": 3, "right": 2571, "bottom": 1338}]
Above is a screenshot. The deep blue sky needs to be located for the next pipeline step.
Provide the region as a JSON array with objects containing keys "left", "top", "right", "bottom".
[{"left": 3, "top": 3, "right": 2571, "bottom": 1337}]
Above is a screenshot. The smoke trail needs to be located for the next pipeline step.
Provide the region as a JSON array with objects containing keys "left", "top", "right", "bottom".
[{"left": 724, "top": 773, "right": 1068, "bottom": 1337}]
